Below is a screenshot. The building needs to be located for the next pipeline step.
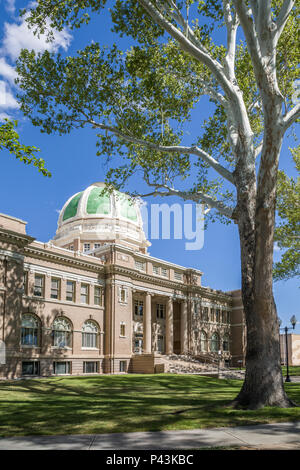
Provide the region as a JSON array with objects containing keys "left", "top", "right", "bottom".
[
  {"left": 0, "top": 182, "right": 246, "bottom": 379},
  {"left": 280, "top": 334, "right": 300, "bottom": 366}
]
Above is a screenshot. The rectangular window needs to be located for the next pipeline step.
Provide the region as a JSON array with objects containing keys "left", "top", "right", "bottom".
[
  {"left": 120, "top": 323, "right": 126, "bottom": 337},
  {"left": 22, "top": 361, "right": 40, "bottom": 376},
  {"left": 82, "top": 332, "right": 98, "bottom": 349},
  {"left": 94, "top": 243, "right": 101, "bottom": 250},
  {"left": 119, "top": 361, "right": 126, "bottom": 372},
  {"left": 94, "top": 286, "right": 102, "bottom": 306},
  {"left": 51, "top": 278, "right": 61, "bottom": 300},
  {"left": 83, "top": 361, "right": 99, "bottom": 374},
  {"left": 227, "top": 312, "right": 231, "bottom": 324},
  {"left": 66, "top": 280, "right": 75, "bottom": 302},
  {"left": 203, "top": 307, "right": 209, "bottom": 321},
  {"left": 80, "top": 283, "right": 89, "bottom": 304},
  {"left": 119, "top": 287, "right": 127, "bottom": 303},
  {"left": 53, "top": 361, "right": 71, "bottom": 375},
  {"left": 153, "top": 265, "right": 160, "bottom": 275},
  {"left": 210, "top": 308, "right": 215, "bottom": 322},
  {"left": 135, "top": 260, "right": 146, "bottom": 271},
  {"left": 23, "top": 272, "right": 28, "bottom": 295},
  {"left": 69, "top": 245, "right": 74, "bottom": 251},
  {"left": 156, "top": 304, "right": 165, "bottom": 319},
  {"left": 83, "top": 243, "right": 91, "bottom": 253},
  {"left": 174, "top": 271, "right": 182, "bottom": 281},
  {"left": 216, "top": 309, "right": 220, "bottom": 322},
  {"left": 161, "top": 268, "right": 168, "bottom": 277},
  {"left": 33, "top": 274, "right": 44, "bottom": 297},
  {"left": 134, "top": 300, "right": 144, "bottom": 317}
]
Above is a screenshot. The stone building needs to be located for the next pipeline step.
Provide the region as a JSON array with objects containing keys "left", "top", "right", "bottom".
[
  {"left": 280, "top": 334, "right": 300, "bottom": 366},
  {"left": 0, "top": 182, "right": 246, "bottom": 379}
]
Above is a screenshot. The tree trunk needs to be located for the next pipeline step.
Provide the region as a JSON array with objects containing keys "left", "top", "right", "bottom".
[{"left": 232, "top": 98, "right": 296, "bottom": 409}]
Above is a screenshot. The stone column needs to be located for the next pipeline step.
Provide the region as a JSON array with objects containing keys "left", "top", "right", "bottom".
[
  {"left": 181, "top": 301, "right": 188, "bottom": 354},
  {"left": 143, "top": 292, "right": 152, "bottom": 353},
  {"left": 165, "top": 297, "right": 173, "bottom": 355}
]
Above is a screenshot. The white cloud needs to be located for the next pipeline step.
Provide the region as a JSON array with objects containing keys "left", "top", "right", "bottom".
[
  {"left": 0, "top": 58, "right": 17, "bottom": 83},
  {"left": 2, "top": 16, "right": 72, "bottom": 60},
  {"left": 0, "top": 80, "right": 18, "bottom": 109},
  {"left": 4, "top": 0, "right": 15, "bottom": 14}
]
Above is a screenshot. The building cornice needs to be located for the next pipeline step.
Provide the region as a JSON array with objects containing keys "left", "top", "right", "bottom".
[
  {"left": 24, "top": 245, "right": 105, "bottom": 274},
  {"left": 0, "top": 228, "right": 35, "bottom": 248}
]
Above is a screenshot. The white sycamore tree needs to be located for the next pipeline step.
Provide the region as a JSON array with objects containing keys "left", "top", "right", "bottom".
[{"left": 16, "top": 0, "right": 299, "bottom": 409}]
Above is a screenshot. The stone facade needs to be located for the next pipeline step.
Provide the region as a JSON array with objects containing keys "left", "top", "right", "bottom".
[
  {"left": 280, "top": 334, "right": 300, "bottom": 366},
  {"left": 0, "top": 184, "right": 246, "bottom": 379}
]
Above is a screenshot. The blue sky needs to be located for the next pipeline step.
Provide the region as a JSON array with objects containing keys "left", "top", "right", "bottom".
[{"left": 0, "top": 0, "right": 299, "bottom": 332}]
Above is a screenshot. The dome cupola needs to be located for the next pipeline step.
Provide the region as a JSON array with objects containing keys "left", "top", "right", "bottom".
[{"left": 51, "top": 182, "right": 150, "bottom": 253}]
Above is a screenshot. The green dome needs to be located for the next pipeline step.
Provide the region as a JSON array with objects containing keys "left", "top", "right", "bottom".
[{"left": 86, "top": 187, "right": 111, "bottom": 215}]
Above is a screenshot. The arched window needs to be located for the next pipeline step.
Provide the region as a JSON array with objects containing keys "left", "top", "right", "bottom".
[
  {"left": 200, "top": 331, "right": 208, "bottom": 352},
  {"left": 223, "top": 334, "right": 230, "bottom": 352},
  {"left": 82, "top": 320, "right": 99, "bottom": 348},
  {"left": 21, "top": 314, "right": 40, "bottom": 346},
  {"left": 52, "top": 317, "right": 72, "bottom": 348},
  {"left": 211, "top": 332, "right": 220, "bottom": 352}
]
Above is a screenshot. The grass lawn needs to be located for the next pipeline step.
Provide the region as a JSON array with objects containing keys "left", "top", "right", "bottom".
[{"left": 0, "top": 374, "right": 299, "bottom": 438}]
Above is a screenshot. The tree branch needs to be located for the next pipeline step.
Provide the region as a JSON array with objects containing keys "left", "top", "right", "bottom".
[
  {"left": 138, "top": 182, "right": 234, "bottom": 219},
  {"left": 275, "top": 0, "right": 295, "bottom": 44},
  {"left": 282, "top": 103, "right": 300, "bottom": 131},
  {"left": 88, "top": 118, "right": 234, "bottom": 183},
  {"left": 137, "top": 0, "right": 236, "bottom": 100},
  {"left": 222, "top": 0, "right": 239, "bottom": 82},
  {"left": 232, "top": 0, "right": 263, "bottom": 79}
]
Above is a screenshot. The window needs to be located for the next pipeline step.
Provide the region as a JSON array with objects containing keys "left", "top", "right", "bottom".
[
  {"left": 94, "top": 243, "right": 101, "bottom": 250},
  {"left": 222, "top": 311, "right": 226, "bottom": 323},
  {"left": 119, "top": 287, "right": 128, "bottom": 303},
  {"left": 156, "top": 304, "right": 165, "bottom": 319},
  {"left": 161, "top": 268, "right": 168, "bottom": 277},
  {"left": 66, "top": 280, "right": 75, "bottom": 302},
  {"left": 134, "top": 300, "right": 144, "bottom": 317},
  {"left": 52, "top": 317, "right": 72, "bottom": 348},
  {"left": 135, "top": 260, "right": 145, "bottom": 271},
  {"left": 21, "top": 314, "right": 39, "bottom": 346},
  {"left": 34, "top": 274, "right": 44, "bottom": 297},
  {"left": 82, "top": 321, "right": 99, "bottom": 348},
  {"left": 94, "top": 286, "right": 102, "bottom": 306},
  {"left": 193, "top": 301, "right": 199, "bottom": 317},
  {"left": 51, "top": 278, "right": 61, "bottom": 300},
  {"left": 120, "top": 322, "right": 126, "bottom": 337},
  {"left": 53, "top": 361, "right": 71, "bottom": 375},
  {"left": 153, "top": 265, "right": 160, "bottom": 275},
  {"left": 203, "top": 307, "right": 209, "bottom": 321},
  {"left": 119, "top": 361, "right": 126, "bottom": 372},
  {"left": 69, "top": 245, "right": 74, "bottom": 251},
  {"left": 200, "top": 331, "right": 208, "bottom": 352},
  {"left": 210, "top": 308, "right": 215, "bottom": 322},
  {"left": 216, "top": 309, "right": 220, "bottom": 323},
  {"left": 83, "top": 243, "right": 90, "bottom": 253},
  {"left": 81, "top": 283, "right": 89, "bottom": 304},
  {"left": 23, "top": 272, "right": 28, "bottom": 295},
  {"left": 22, "top": 361, "right": 40, "bottom": 376},
  {"left": 174, "top": 271, "right": 182, "bottom": 281},
  {"left": 83, "top": 361, "right": 99, "bottom": 374},
  {"left": 227, "top": 312, "right": 231, "bottom": 324},
  {"left": 211, "top": 332, "right": 220, "bottom": 352},
  {"left": 223, "top": 334, "right": 230, "bottom": 352}
]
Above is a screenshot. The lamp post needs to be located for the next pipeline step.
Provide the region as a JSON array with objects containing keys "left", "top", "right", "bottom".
[{"left": 279, "top": 315, "right": 297, "bottom": 383}]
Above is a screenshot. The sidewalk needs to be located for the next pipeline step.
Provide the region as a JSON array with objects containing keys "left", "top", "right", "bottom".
[{"left": 0, "top": 421, "right": 300, "bottom": 450}]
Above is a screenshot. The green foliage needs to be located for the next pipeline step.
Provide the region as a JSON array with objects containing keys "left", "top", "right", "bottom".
[
  {"left": 0, "top": 119, "right": 51, "bottom": 177},
  {"left": 274, "top": 147, "right": 300, "bottom": 281},
  {"left": 15, "top": 1, "right": 299, "bottom": 214}
]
